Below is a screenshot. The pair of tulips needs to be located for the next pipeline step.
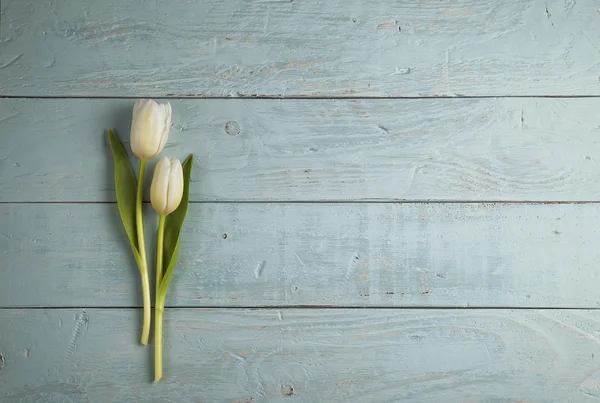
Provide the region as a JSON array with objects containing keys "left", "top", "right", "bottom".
[
  {"left": 131, "top": 100, "right": 184, "bottom": 217},
  {"left": 108, "top": 99, "right": 193, "bottom": 383}
]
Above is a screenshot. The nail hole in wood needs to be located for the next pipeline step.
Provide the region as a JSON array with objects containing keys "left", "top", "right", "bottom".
[
  {"left": 281, "top": 384, "right": 294, "bottom": 396},
  {"left": 225, "top": 121, "right": 241, "bottom": 136}
]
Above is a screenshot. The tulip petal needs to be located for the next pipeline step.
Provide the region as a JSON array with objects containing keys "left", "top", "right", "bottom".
[
  {"left": 158, "top": 154, "right": 194, "bottom": 301},
  {"left": 132, "top": 99, "right": 157, "bottom": 159},
  {"left": 130, "top": 100, "right": 148, "bottom": 158},
  {"left": 132, "top": 99, "right": 149, "bottom": 119},
  {"left": 130, "top": 99, "right": 171, "bottom": 160},
  {"left": 148, "top": 100, "right": 164, "bottom": 157},
  {"left": 157, "top": 102, "right": 172, "bottom": 155},
  {"left": 150, "top": 156, "right": 172, "bottom": 214},
  {"left": 165, "top": 158, "right": 184, "bottom": 215}
]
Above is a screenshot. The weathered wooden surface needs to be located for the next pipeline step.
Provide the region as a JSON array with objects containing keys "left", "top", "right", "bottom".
[
  {"left": 3, "top": 97, "right": 600, "bottom": 202},
  {"left": 2, "top": 0, "right": 600, "bottom": 97},
  {"left": 2, "top": 202, "right": 599, "bottom": 308},
  {"left": 3, "top": 0, "right": 600, "bottom": 399},
  {"left": 1, "top": 308, "right": 600, "bottom": 402}
]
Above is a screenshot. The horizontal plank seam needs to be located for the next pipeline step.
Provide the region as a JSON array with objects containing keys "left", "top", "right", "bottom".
[
  {"left": 1, "top": 200, "right": 600, "bottom": 205},
  {"left": 1, "top": 306, "right": 599, "bottom": 310},
  {"left": 4, "top": 95, "right": 600, "bottom": 100}
]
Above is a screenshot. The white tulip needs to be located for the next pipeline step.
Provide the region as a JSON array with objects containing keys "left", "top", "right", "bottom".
[
  {"left": 151, "top": 157, "right": 184, "bottom": 215},
  {"left": 130, "top": 99, "right": 172, "bottom": 160}
]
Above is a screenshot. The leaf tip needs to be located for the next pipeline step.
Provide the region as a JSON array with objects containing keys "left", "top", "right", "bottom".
[{"left": 183, "top": 153, "right": 195, "bottom": 167}]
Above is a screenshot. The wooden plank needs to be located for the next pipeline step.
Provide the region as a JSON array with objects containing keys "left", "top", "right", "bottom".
[
  {"left": 1, "top": 202, "right": 599, "bottom": 308},
  {"left": 2, "top": 0, "right": 599, "bottom": 97},
  {"left": 3, "top": 97, "right": 600, "bottom": 202},
  {"left": 1, "top": 308, "right": 600, "bottom": 402}
]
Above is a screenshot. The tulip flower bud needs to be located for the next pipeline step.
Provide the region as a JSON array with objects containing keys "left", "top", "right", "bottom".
[
  {"left": 151, "top": 157, "right": 184, "bottom": 215},
  {"left": 130, "top": 99, "right": 172, "bottom": 160}
]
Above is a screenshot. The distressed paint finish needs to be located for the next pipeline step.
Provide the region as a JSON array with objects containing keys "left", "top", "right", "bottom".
[
  {"left": 2, "top": 0, "right": 600, "bottom": 97},
  {"left": 1, "top": 202, "right": 599, "bottom": 308},
  {"left": 2, "top": 0, "right": 600, "bottom": 399},
  {"left": 2, "top": 308, "right": 600, "bottom": 402},
  {"left": 2, "top": 98, "right": 600, "bottom": 202}
]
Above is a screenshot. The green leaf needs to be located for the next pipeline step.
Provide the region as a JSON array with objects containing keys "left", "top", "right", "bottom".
[
  {"left": 108, "top": 129, "right": 141, "bottom": 264},
  {"left": 158, "top": 154, "right": 194, "bottom": 298}
]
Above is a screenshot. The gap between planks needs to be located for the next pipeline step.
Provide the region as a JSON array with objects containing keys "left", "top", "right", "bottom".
[
  {"left": 2, "top": 306, "right": 600, "bottom": 310},
  {"left": 2, "top": 200, "right": 600, "bottom": 205},
  {"left": 5, "top": 95, "right": 600, "bottom": 100}
]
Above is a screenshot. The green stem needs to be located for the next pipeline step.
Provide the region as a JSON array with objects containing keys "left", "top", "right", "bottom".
[
  {"left": 154, "top": 298, "right": 164, "bottom": 382},
  {"left": 155, "top": 214, "right": 167, "bottom": 382},
  {"left": 156, "top": 214, "right": 166, "bottom": 295},
  {"left": 136, "top": 159, "right": 150, "bottom": 345},
  {"left": 139, "top": 265, "right": 151, "bottom": 346}
]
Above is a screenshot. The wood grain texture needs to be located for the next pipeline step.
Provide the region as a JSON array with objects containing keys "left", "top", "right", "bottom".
[
  {"left": 3, "top": 97, "right": 600, "bottom": 202},
  {"left": 2, "top": 308, "right": 600, "bottom": 402},
  {"left": 2, "top": 202, "right": 599, "bottom": 308},
  {"left": 5, "top": 0, "right": 600, "bottom": 400},
  {"left": 2, "top": 0, "right": 600, "bottom": 97}
]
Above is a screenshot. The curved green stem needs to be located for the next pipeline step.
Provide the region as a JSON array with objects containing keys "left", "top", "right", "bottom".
[
  {"left": 154, "top": 298, "right": 165, "bottom": 383},
  {"left": 136, "top": 159, "right": 148, "bottom": 262},
  {"left": 139, "top": 265, "right": 151, "bottom": 345},
  {"left": 136, "top": 159, "right": 150, "bottom": 345},
  {"left": 155, "top": 214, "right": 166, "bottom": 382},
  {"left": 156, "top": 214, "right": 166, "bottom": 294}
]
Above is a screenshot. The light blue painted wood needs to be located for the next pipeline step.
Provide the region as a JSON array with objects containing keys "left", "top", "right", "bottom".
[
  {"left": 2, "top": 0, "right": 599, "bottom": 400},
  {"left": 1, "top": 202, "right": 599, "bottom": 308},
  {"left": 2, "top": 0, "right": 599, "bottom": 97},
  {"left": 1, "top": 308, "right": 600, "bottom": 402},
  {"left": 2, "top": 98, "right": 600, "bottom": 202}
]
